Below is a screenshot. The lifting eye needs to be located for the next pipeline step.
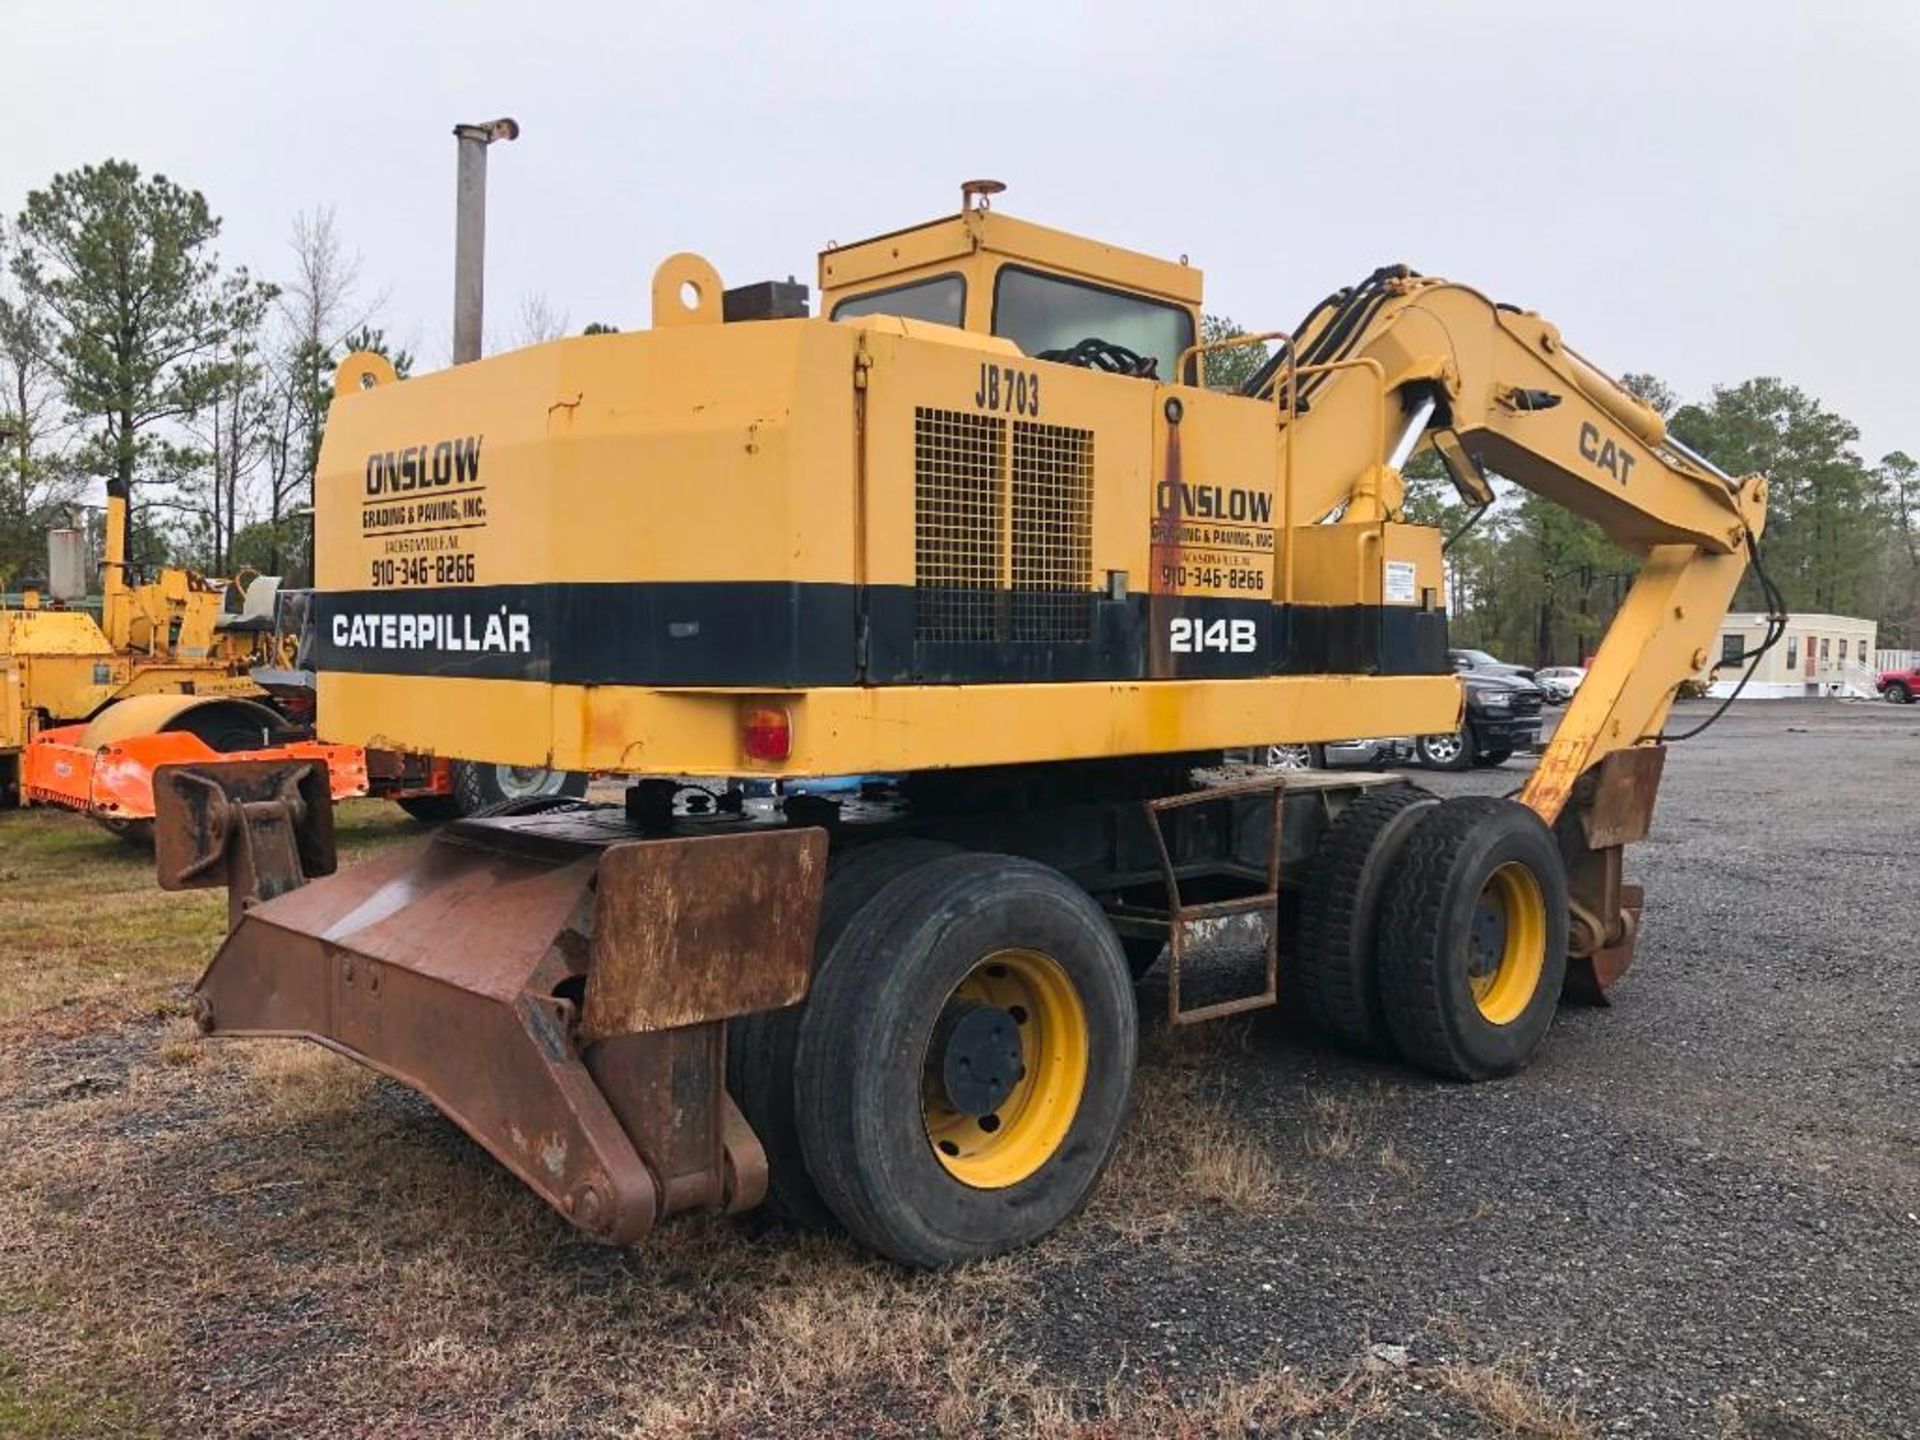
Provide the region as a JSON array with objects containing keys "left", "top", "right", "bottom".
[{"left": 650, "top": 252, "right": 724, "bottom": 327}]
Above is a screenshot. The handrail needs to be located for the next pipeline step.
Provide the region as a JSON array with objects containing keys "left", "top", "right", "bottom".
[{"left": 1175, "top": 330, "right": 1288, "bottom": 390}]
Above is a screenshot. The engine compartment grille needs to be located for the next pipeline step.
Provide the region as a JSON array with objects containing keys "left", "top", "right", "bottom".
[
  {"left": 914, "top": 409, "right": 1005, "bottom": 643},
  {"left": 914, "top": 407, "right": 1094, "bottom": 645},
  {"left": 1011, "top": 421, "right": 1095, "bottom": 642}
]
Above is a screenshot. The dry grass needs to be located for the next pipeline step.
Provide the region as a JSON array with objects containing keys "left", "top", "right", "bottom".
[
  {"left": 1029, "top": 1359, "right": 1391, "bottom": 1439},
  {"left": 0, "top": 805, "right": 1596, "bottom": 1437},
  {"left": 0, "top": 1350, "right": 148, "bottom": 1439},
  {"left": 1093, "top": 1019, "right": 1303, "bottom": 1238},
  {"left": 0, "top": 1024, "right": 1041, "bottom": 1437},
  {"left": 0, "top": 802, "right": 417, "bottom": 1031},
  {"left": 1429, "top": 1360, "right": 1595, "bottom": 1440},
  {"left": 0, "top": 1017, "right": 1596, "bottom": 1437},
  {"left": 0, "top": 1000, "right": 1405, "bottom": 1437},
  {"left": 1373, "top": 1139, "right": 1421, "bottom": 1185},
  {"left": 1711, "top": 1393, "right": 1887, "bottom": 1440},
  {"left": 1303, "top": 1090, "right": 1367, "bottom": 1162}
]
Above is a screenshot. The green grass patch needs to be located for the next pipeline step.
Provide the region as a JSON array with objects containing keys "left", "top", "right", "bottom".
[
  {"left": 0, "top": 1351, "right": 148, "bottom": 1439},
  {"left": 0, "top": 800, "right": 420, "bottom": 1029}
]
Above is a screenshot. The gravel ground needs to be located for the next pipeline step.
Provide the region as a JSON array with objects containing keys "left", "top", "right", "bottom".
[
  {"left": 1068, "top": 698, "right": 1920, "bottom": 1436},
  {"left": 1, "top": 698, "right": 1915, "bottom": 1436}
]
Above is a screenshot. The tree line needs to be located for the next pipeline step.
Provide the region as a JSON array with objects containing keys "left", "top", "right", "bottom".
[
  {"left": 1203, "top": 320, "right": 1919, "bottom": 662},
  {"left": 4, "top": 163, "right": 1912, "bottom": 661},
  {"left": 0, "top": 161, "right": 412, "bottom": 590}
]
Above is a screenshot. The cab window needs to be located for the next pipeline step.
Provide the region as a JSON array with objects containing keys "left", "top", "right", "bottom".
[
  {"left": 992, "top": 266, "right": 1194, "bottom": 381},
  {"left": 831, "top": 274, "right": 965, "bottom": 326}
]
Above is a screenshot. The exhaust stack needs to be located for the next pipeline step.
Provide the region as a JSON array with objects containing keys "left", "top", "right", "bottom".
[{"left": 451, "top": 117, "right": 520, "bottom": 364}]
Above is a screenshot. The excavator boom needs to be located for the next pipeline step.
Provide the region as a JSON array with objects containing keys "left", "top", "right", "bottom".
[{"left": 1256, "top": 273, "right": 1768, "bottom": 822}]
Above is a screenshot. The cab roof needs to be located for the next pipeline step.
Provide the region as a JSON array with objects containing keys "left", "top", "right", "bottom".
[{"left": 817, "top": 208, "right": 1203, "bottom": 309}]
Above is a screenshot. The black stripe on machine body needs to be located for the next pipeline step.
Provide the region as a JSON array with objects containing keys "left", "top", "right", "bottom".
[
  {"left": 862, "top": 590, "right": 1271, "bottom": 684},
  {"left": 311, "top": 584, "right": 1446, "bottom": 687},
  {"left": 1276, "top": 604, "right": 1450, "bottom": 678},
  {"left": 313, "top": 583, "right": 861, "bottom": 687}
]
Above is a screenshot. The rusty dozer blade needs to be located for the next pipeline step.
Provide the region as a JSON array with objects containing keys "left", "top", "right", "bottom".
[
  {"left": 155, "top": 761, "right": 826, "bottom": 1245},
  {"left": 1555, "top": 745, "right": 1664, "bottom": 1005}
]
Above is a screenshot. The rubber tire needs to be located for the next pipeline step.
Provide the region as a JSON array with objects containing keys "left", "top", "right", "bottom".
[
  {"left": 1888, "top": 682, "right": 1911, "bottom": 704},
  {"left": 1475, "top": 749, "right": 1515, "bottom": 768},
  {"left": 794, "top": 852, "right": 1137, "bottom": 1267},
  {"left": 462, "top": 794, "right": 593, "bottom": 821},
  {"left": 164, "top": 702, "right": 283, "bottom": 753},
  {"left": 1416, "top": 728, "right": 1475, "bottom": 772},
  {"left": 450, "top": 760, "right": 589, "bottom": 817},
  {"left": 396, "top": 793, "right": 463, "bottom": 823},
  {"left": 1288, "top": 784, "right": 1439, "bottom": 1054},
  {"left": 727, "top": 838, "right": 958, "bottom": 1231},
  {"left": 1376, "top": 796, "right": 1568, "bottom": 1081}
]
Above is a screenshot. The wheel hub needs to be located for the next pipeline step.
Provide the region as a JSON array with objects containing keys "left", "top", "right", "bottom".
[
  {"left": 1468, "top": 862, "right": 1548, "bottom": 1025},
  {"left": 921, "top": 949, "right": 1090, "bottom": 1189},
  {"left": 1467, "top": 896, "right": 1508, "bottom": 993},
  {"left": 930, "top": 1001, "right": 1024, "bottom": 1116},
  {"left": 498, "top": 764, "right": 554, "bottom": 799}
]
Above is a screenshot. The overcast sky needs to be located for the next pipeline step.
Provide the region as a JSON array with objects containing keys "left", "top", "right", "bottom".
[{"left": 6, "top": 1, "right": 1917, "bottom": 462}]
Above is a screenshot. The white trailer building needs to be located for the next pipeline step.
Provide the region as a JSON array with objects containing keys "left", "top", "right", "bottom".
[{"left": 1700, "top": 612, "right": 1879, "bottom": 698}]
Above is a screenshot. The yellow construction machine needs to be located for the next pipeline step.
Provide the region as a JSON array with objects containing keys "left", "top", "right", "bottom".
[
  {"left": 0, "top": 484, "right": 323, "bottom": 823},
  {"left": 1, "top": 488, "right": 576, "bottom": 829},
  {"left": 155, "top": 184, "right": 1769, "bottom": 1266}
]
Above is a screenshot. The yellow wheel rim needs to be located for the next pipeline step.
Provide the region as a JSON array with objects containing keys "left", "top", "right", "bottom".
[
  {"left": 1467, "top": 862, "right": 1547, "bottom": 1026},
  {"left": 922, "top": 948, "right": 1089, "bottom": 1190}
]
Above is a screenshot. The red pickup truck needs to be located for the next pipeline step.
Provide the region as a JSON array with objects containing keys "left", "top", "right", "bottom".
[{"left": 1878, "top": 664, "right": 1919, "bottom": 703}]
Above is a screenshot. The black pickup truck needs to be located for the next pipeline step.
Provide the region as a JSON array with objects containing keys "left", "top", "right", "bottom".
[{"left": 1413, "top": 670, "right": 1545, "bottom": 770}]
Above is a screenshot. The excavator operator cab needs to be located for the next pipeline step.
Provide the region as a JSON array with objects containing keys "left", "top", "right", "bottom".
[{"left": 818, "top": 181, "right": 1203, "bottom": 383}]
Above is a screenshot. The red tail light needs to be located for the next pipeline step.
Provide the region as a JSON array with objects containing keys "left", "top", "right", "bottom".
[{"left": 742, "top": 705, "right": 791, "bottom": 762}]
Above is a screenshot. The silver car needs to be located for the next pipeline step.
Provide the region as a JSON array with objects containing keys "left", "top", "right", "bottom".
[
  {"left": 1534, "top": 666, "right": 1586, "bottom": 704},
  {"left": 1256, "top": 738, "right": 1415, "bottom": 771}
]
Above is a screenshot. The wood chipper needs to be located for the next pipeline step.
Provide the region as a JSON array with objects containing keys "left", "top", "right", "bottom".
[{"left": 153, "top": 183, "right": 1770, "bottom": 1266}]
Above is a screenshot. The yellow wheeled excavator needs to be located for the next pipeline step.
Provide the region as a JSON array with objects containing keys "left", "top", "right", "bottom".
[{"left": 152, "top": 183, "right": 1769, "bottom": 1266}]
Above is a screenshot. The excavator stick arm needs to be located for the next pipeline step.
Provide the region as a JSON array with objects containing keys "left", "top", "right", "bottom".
[{"left": 1267, "top": 272, "right": 1771, "bottom": 1000}]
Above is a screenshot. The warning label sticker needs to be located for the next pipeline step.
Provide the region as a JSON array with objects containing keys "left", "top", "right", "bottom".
[{"left": 1384, "top": 560, "right": 1418, "bottom": 604}]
